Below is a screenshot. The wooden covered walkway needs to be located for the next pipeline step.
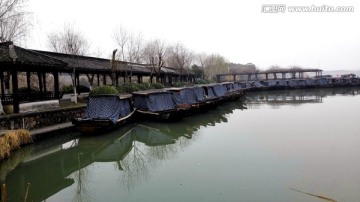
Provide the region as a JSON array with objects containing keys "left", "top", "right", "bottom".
[
  {"left": 0, "top": 41, "right": 194, "bottom": 113},
  {"left": 216, "top": 69, "right": 323, "bottom": 82}
]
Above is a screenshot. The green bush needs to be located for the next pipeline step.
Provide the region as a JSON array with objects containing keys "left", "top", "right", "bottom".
[
  {"left": 62, "top": 85, "right": 90, "bottom": 93},
  {"left": 89, "top": 85, "right": 118, "bottom": 96},
  {"left": 18, "top": 87, "right": 39, "bottom": 93},
  {"left": 115, "top": 83, "right": 164, "bottom": 93},
  {"left": 116, "top": 83, "right": 155, "bottom": 93},
  {"left": 136, "top": 83, "right": 150, "bottom": 91},
  {"left": 194, "top": 79, "right": 211, "bottom": 84},
  {"left": 116, "top": 84, "right": 135, "bottom": 93},
  {"left": 62, "top": 85, "right": 73, "bottom": 94},
  {"left": 77, "top": 85, "right": 90, "bottom": 93},
  {"left": 150, "top": 83, "right": 164, "bottom": 89},
  {"left": 172, "top": 82, "right": 193, "bottom": 87}
]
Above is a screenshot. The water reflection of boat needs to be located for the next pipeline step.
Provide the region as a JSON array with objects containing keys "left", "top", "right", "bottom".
[
  {"left": 134, "top": 124, "right": 176, "bottom": 146},
  {"left": 137, "top": 99, "right": 247, "bottom": 140},
  {"left": 1, "top": 98, "right": 248, "bottom": 201},
  {"left": 3, "top": 125, "right": 135, "bottom": 202},
  {"left": 245, "top": 88, "right": 360, "bottom": 107}
]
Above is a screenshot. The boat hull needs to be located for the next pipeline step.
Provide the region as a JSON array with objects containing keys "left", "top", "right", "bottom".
[
  {"left": 135, "top": 108, "right": 188, "bottom": 122},
  {"left": 72, "top": 110, "right": 135, "bottom": 134}
]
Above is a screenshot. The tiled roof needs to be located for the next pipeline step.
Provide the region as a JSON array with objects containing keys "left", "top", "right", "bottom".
[
  {"left": 0, "top": 42, "right": 67, "bottom": 68},
  {"left": 0, "top": 42, "right": 194, "bottom": 76}
]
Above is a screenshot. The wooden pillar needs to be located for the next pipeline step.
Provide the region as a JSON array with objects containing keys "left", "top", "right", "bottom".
[
  {"left": 11, "top": 70, "right": 19, "bottom": 113},
  {"left": 76, "top": 73, "right": 80, "bottom": 86},
  {"left": 115, "top": 73, "right": 119, "bottom": 86},
  {"left": 137, "top": 75, "right": 141, "bottom": 83},
  {"left": 43, "top": 73, "right": 47, "bottom": 93},
  {"left": 0, "top": 72, "right": 4, "bottom": 97},
  {"left": 233, "top": 74, "right": 236, "bottom": 81},
  {"left": 26, "top": 71, "right": 31, "bottom": 94},
  {"left": 103, "top": 74, "right": 106, "bottom": 85},
  {"left": 168, "top": 75, "right": 172, "bottom": 85},
  {"left": 37, "top": 72, "right": 43, "bottom": 92},
  {"left": 265, "top": 73, "right": 268, "bottom": 80},
  {"left": 75, "top": 73, "right": 80, "bottom": 94},
  {"left": 53, "top": 71, "right": 59, "bottom": 98},
  {"left": 97, "top": 73, "right": 100, "bottom": 86}
]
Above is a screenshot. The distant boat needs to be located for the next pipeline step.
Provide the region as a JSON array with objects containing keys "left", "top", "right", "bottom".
[
  {"left": 72, "top": 94, "right": 135, "bottom": 134},
  {"left": 132, "top": 89, "right": 188, "bottom": 121}
]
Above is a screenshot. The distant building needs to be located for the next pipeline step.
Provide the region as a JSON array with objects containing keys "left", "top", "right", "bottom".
[{"left": 341, "top": 74, "right": 356, "bottom": 79}]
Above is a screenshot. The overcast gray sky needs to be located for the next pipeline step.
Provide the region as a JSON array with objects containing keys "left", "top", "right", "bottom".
[{"left": 26, "top": 0, "right": 359, "bottom": 71}]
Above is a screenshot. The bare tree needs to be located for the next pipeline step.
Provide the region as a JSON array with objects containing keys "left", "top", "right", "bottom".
[
  {"left": 111, "top": 49, "right": 117, "bottom": 86},
  {"left": 47, "top": 23, "right": 89, "bottom": 55},
  {"left": 142, "top": 39, "right": 168, "bottom": 83},
  {"left": 203, "top": 54, "right": 228, "bottom": 80},
  {"left": 47, "top": 23, "right": 90, "bottom": 103},
  {"left": 167, "top": 43, "right": 194, "bottom": 81},
  {"left": 196, "top": 52, "right": 208, "bottom": 79},
  {"left": 0, "top": 0, "right": 30, "bottom": 42},
  {"left": 113, "top": 26, "right": 144, "bottom": 83},
  {"left": 0, "top": 0, "right": 30, "bottom": 95}
]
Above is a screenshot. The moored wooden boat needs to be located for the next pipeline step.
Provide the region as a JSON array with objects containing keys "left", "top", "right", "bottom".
[
  {"left": 168, "top": 86, "right": 212, "bottom": 113},
  {"left": 132, "top": 89, "right": 188, "bottom": 121},
  {"left": 167, "top": 87, "right": 193, "bottom": 112},
  {"left": 72, "top": 94, "right": 135, "bottom": 134},
  {"left": 222, "top": 82, "right": 244, "bottom": 101},
  {"left": 200, "top": 84, "right": 221, "bottom": 109}
]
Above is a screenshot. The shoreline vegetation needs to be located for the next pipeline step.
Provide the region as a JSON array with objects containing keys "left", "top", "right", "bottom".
[{"left": 0, "top": 129, "right": 32, "bottom": 161}]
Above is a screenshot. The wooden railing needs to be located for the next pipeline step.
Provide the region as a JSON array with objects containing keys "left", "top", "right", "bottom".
[{"left": 1, "top": 92, "right": 64, "bottom": 105}]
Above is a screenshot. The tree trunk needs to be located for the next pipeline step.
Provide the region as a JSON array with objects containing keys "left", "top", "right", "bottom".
[
  {"left": 111, "top": 49, "right": 117, "bottom": 86},
  {"left": 72, "top": 69, "right": 77, "bottom": 103}
]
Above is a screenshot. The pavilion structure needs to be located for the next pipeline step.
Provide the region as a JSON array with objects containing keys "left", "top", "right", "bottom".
[
  {"left": 0, "top": 41, "right": 194, "bottom": 113},
  {"left": 216, "top": 68, "right": 323, "bottom": 82}
]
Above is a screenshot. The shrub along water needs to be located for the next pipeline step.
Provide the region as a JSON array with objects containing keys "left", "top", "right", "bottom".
[
  {"left": 62, "top": 85, "right": 90, "bottom": 94},
  {"left": 89, "top": 85, "right": 118, "bottom": 96},
  {"left": 116, "top": 83, "right": 165, "bottom": 93},
  {"left": 0, "top": 129, "right": 32, "bottom": 161}
]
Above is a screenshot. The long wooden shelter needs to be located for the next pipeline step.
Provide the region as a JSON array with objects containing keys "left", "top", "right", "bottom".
[
  {"left": 0, "top": 41, "right": 194, "bottom": 113},
  {"left": 216, "top": 68, "right": 323, "bottom": 82}
]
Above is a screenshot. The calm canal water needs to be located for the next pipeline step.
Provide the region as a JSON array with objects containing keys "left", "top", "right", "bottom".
[{"left": 1, "top": 87, "right": 360, "bottom": 202}]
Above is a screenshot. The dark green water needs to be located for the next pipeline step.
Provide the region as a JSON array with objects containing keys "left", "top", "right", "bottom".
[{"left": 1, "top": 88, "right": 360, "bottom": 202}]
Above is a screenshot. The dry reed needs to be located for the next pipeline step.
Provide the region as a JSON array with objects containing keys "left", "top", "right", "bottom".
[
  {"left": 0, "top": 137, "right": 10, "bottom": 160},
  {"left": 0, "top": 129, "right": 32, "bottom": 161},
  {"left": 0, "top": 146, "right": 32, "bottom": 179},
  {"left": 4, "top": 131, "right": 20, "bottom": 151},
  {"left": 16, "top": 129, "right": 32, "bottom": 145},
  {"left": 1, "top": 184, "right": 7, "bottom": 202}
]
